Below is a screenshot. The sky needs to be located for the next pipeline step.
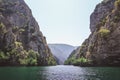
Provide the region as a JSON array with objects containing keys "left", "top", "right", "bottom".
[{"left": 25, "top": 0, "right": 102, "bottom": 46}]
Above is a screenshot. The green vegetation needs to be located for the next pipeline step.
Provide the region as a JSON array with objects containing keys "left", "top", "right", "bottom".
[
  {"left": 26, "top": 50, "right": 39, "bottom": 65},
  {"left": 0, "top": 51, "right": 9, "bottom": 60},
  {"left": 15, "top": 41, "right": 22, "bottom": 47},
  {"left": 10, "top": 48, "right": 39, "bottom": 66},
  {"left": 0, "top": 41, "right": 40, "bottom": 66},
  {"left": 0, "top": 41, "right": 56, "bottom": 66},
  {"left": 100, "top": 18, "right": 107, "bottom": 26},
  {"left": 65, "top": 57, "right": 89, "bottom": 65},
  {"left": 12, "top": 26, "right": 19, "bottom": 31},
  {"left": 12, "top": 42, "right": 39, "bottom": 66},
  {"left": 19, "top": 28, "right": 25, "bottom": 32},
  {"left": 0, "top": 22, "right": 7, "bottom": 34},
  {"left": 12, "top": 26, "right": 25, "bottom": 34},
  {"left": 47, "top": 56, "right": 56, "bottom": 65},
  {"left": 0, "top": 22, "right": 5, "bottom": 28},
  {"left": 114, "top": 15, "right": 120, "bottom": 22},
  {"left": 113, "top": 0, "right": 120, "bottom": 22},
  {"left": 96, "top": 18, "right": 107, "bottom": 29},
  {"left": 115, "top": 0, "right": 120, "bottom": 9},
  {"left": 64, "top": 57, "right": 76, "bottom": 65},
  {"left": 74, "top": 57, "right": 88, "bottom": 64},
  {"left": 110, "top": 22, "right": 117, "bottom": 27},
  {"left": 98, "top": 27, "right": 110, "bottom": 38}
]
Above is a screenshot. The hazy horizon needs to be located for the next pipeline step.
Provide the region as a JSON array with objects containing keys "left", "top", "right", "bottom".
[{"left": 25, "top": 0, "right": 102, "bottom": 46}]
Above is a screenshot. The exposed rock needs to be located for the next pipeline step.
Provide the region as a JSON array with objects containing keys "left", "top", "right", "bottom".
[
  {"left": 66, "top": 0, "right": 120, "bottom": 66},
  {"left": 90, "top": 0, "right": 115, "bottom": 32},
  {"left": 0, "top": 0, "right": 56, "bottom": 66}
]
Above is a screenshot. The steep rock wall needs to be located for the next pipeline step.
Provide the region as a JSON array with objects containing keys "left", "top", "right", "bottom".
[
  {"left": 65, "top": 0, "right": 120, "bottom": 66},
  {"left": 0, "top": 0, "right": 56, "bottom": 66}
]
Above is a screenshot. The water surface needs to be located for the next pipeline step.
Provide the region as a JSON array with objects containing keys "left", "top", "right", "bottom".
[{"left": 0, "top": 65, "right": 120, "bottom": 80}]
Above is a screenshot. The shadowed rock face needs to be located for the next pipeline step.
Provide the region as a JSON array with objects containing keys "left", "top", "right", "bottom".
[
  {"left": 0, "top": 0, "right": 56, "bottom": 66},
  {"left": 66, "top": 0, "right": 120, "bottom": 66}
]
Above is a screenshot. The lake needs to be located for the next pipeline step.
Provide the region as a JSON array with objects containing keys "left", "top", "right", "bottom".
[{"left": 0, "top": 65, "right": 120, "bottom": 80}]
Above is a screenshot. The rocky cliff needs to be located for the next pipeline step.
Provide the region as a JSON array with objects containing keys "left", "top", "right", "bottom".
[
  {"left": 65, "top": 0, "right": 120, "bottom": 66},
  {"left": 0, "top": 0, "right": 56, "bottom": 66}
]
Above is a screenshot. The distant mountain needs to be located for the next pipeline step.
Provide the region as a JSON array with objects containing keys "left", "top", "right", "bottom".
[{"left": 48, "top": 44, "right": 76, "bottom": 65}]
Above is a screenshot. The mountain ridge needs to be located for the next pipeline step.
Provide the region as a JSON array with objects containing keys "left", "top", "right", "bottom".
[{"left": 48, "top": 44, "right": 76, "bottom": 65}]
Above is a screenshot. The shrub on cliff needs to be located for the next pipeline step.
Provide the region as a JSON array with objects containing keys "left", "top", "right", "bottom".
[
  {"left": 0, "top": 51, "right": 9, "bottom": 60},
  {"left": 98, "top": 27, "right": 110, "bottom": 38},
  {"left": 26, "top": 50, "right": 39, "bottom": 65},
  {"left": 115, "top": 0, "right": 120, "bottom": 9}
]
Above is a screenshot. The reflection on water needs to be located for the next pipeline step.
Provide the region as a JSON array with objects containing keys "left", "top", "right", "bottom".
[
  {"left": 0, "top": 65, "right": 120, "bottom": 80},
  {"left": 39, "top": 65, "right": 101, "bottom": 80}
]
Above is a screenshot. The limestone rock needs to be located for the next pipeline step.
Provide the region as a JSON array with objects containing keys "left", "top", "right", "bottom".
[
  {"left": 0, "top": 0, "right": 56, "bottom": 66},
  {"left": 66, "top": 0, "right": 120, "bottom": 66}
]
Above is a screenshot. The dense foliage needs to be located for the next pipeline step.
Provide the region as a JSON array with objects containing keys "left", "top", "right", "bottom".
[
  {"left": 0, "top": 41, "right": 39, "bottom": 66},
  {"left": 64, "top": 57, "right": 89, "bottom": 65}
]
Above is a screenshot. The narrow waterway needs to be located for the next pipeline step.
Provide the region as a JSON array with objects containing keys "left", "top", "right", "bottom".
[{"left": 0, "top": 65, "right": 120, "bottom": 80}]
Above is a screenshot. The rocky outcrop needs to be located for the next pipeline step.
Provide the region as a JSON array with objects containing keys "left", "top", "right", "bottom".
[
  {"left": 65, "top": 0, "right": 120, "bottom": 66},
  {"left": 0, "top": 0, "right": 56, "bottom": 66},
  {"left": 90, "top": 0, "right": 115, "bottom": 32}
]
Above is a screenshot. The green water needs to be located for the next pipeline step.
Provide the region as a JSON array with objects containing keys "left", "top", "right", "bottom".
[{"left": 0, "top": 65, "right": 120, "bottom": 80}]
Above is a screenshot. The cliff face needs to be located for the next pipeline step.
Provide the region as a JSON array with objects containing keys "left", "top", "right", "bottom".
[
  {"left": 0, "top": 0, "right": 56, "bottom": 66},
  {"left": 65, "top": 0, "right": 120, "bottom": 66}
]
